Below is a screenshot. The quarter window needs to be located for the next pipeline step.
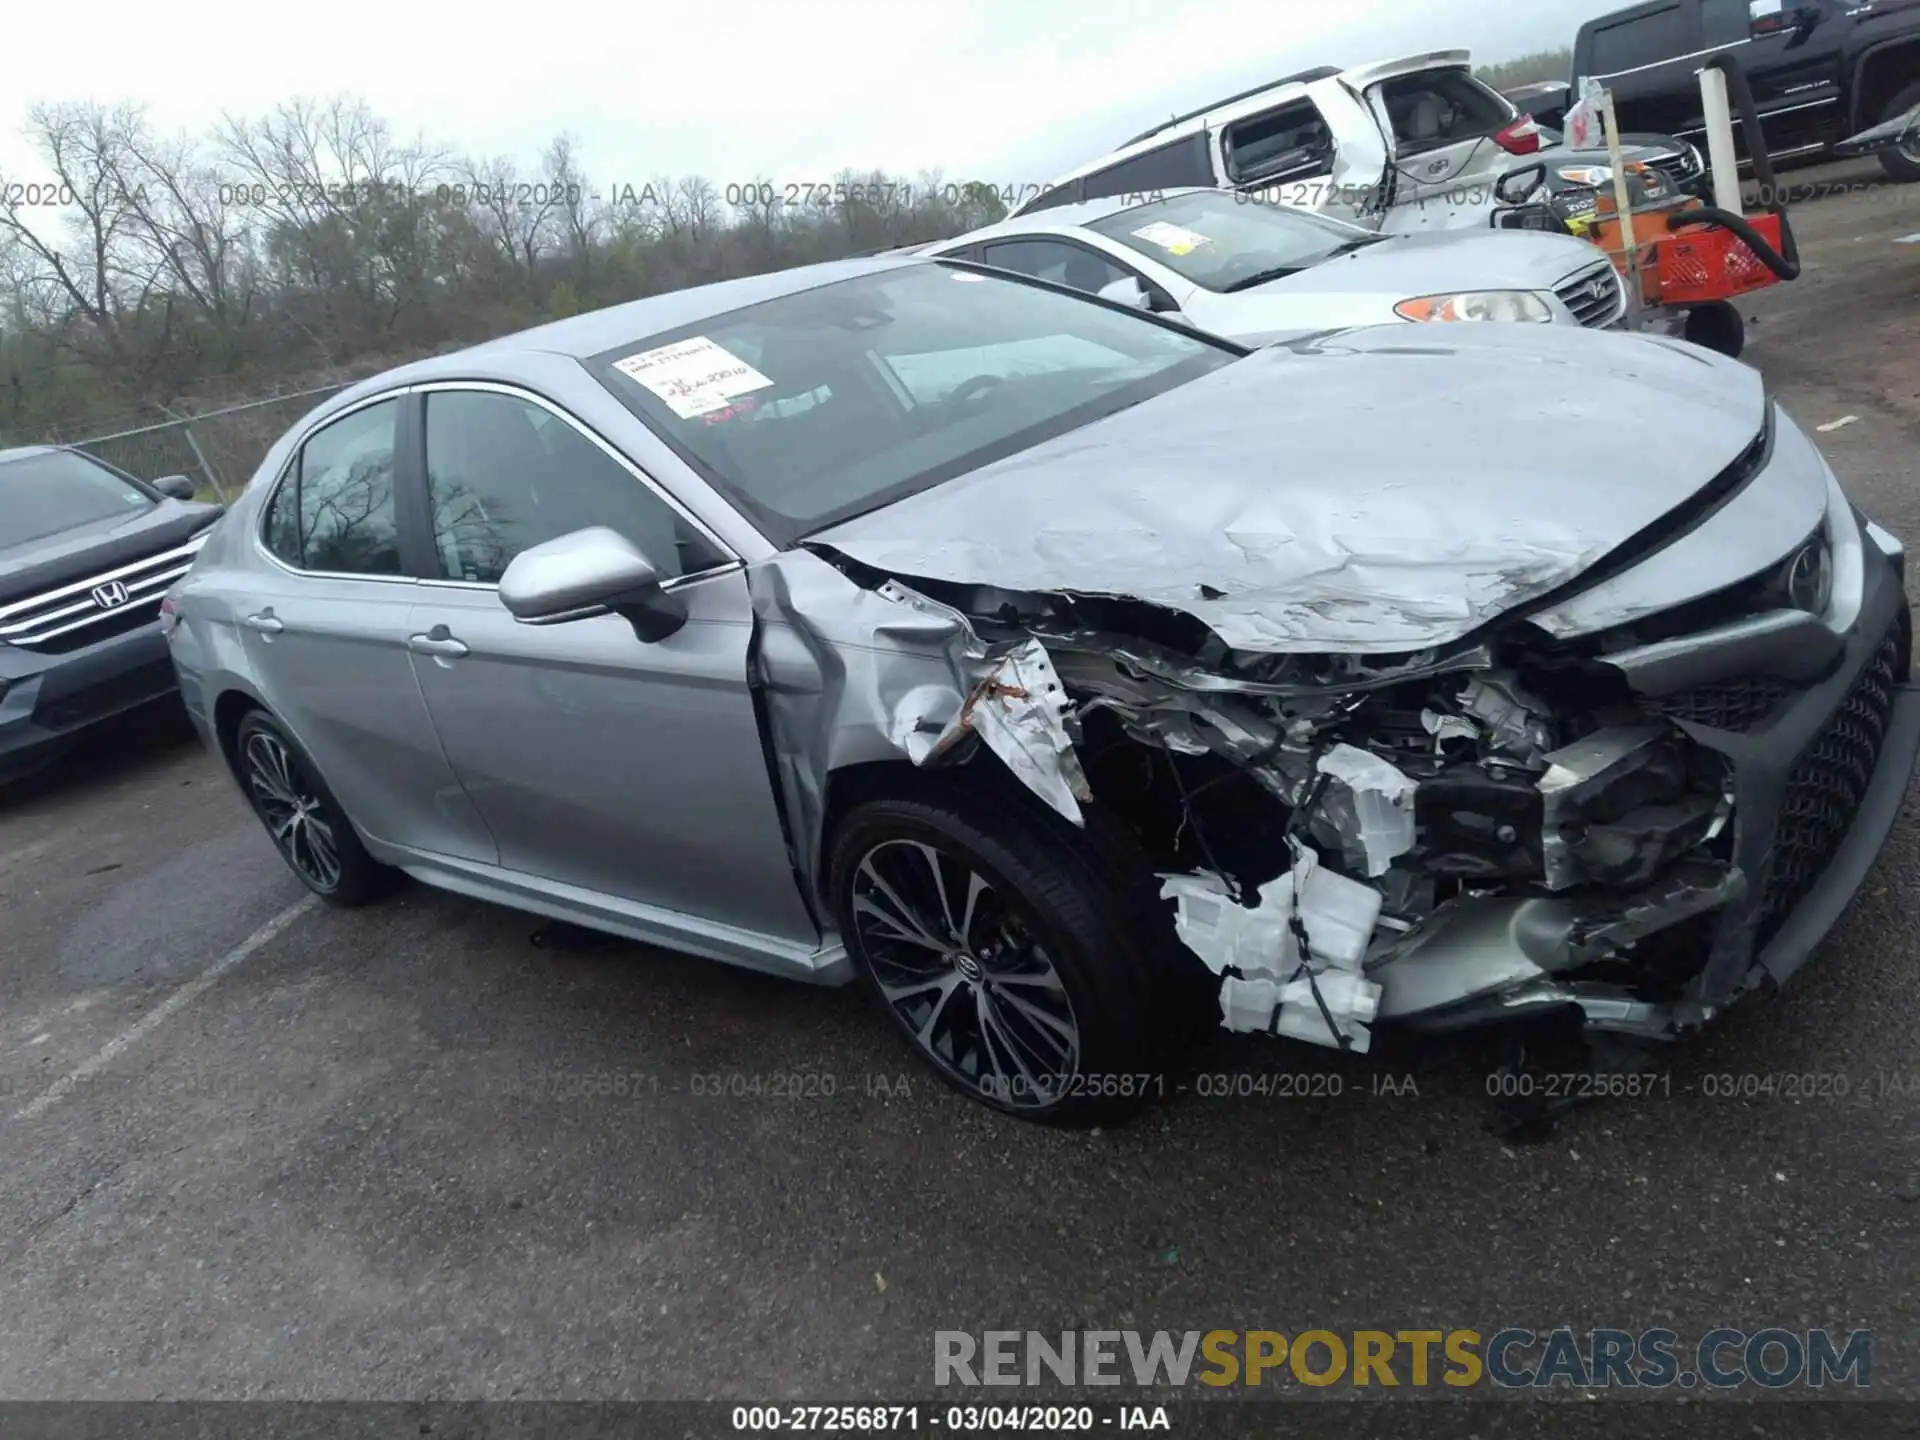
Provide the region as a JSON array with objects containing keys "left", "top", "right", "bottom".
[
  {"left": 263, "top": 399, "right": 404, "bottom": 575},
  {"left": 422, "top": 390, "right": 725, "bottom": 585}
]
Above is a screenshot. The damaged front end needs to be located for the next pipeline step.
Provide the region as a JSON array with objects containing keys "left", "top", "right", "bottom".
[
  {"left": 1041, "top": 617, "right": 1751, "bottom": 1053},
  {"left": 750, "top": 528, "right": 1914, "bottom": 1058}
]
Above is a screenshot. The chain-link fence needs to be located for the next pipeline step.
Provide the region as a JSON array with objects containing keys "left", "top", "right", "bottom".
[{"left": 53, "top": 384, "right": 354, "bottom": 505}]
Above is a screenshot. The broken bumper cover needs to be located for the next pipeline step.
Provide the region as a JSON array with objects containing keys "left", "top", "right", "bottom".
[{"left": 1374, "top": 529, "right": 1920, "bottom": 1040}]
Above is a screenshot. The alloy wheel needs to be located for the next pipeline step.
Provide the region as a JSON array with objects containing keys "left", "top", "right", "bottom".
[
  {"left": 243, "top": 730, "right": 343, "bottom": 892},
  {"left": 850, "top": 838, "right": 1080, "bottom": 1109}
]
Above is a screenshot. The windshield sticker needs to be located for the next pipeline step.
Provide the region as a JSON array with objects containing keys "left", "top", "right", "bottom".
[
  {"left": 1131, "top": 221, "right": 1213, "bottom": 256},
  {"left": 612, "top": 336, "right": 775, "bottom": 419},
  {"left": 950, "top": 271, "right": 986, "bottom": 281}
]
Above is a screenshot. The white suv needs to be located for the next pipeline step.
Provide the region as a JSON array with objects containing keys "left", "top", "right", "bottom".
[{"left": 1018, "top": 52, "right": 1550, "bottom": 236}]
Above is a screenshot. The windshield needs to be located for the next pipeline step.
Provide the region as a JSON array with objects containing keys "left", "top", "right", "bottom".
[
  {"left": 590, "top": 263, "right": 1236, "bottom": 543},
  {"left": 0, "top": 449, "right": 155, "bottom": 550},
  {"left": 1086, "top": 191, "right": 1378, "bottom": 291}
]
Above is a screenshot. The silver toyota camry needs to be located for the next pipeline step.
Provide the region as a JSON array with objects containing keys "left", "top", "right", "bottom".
[{"left": 165, "top": 256, "right": 1920, "bottom": 1126}]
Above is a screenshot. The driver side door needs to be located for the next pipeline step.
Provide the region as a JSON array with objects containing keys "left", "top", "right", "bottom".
[{"left": 398, "top": 382, "right": 821, "bottom": 946}]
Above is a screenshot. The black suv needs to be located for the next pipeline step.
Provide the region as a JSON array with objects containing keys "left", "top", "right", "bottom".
[
  {"left": 1571, "top": 0, "right": 1920, "bottom": 181},
  {"left": 0, "top": 446, "right": 224, "bottom": 780}
]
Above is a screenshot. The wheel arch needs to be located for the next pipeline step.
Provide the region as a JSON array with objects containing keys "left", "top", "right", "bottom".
[
  {"left": 212, "top": 683, "right": 273, "bottom": 782},
  {"left": 1851, "top": 40, "right": 1920, "bottom": 130}
]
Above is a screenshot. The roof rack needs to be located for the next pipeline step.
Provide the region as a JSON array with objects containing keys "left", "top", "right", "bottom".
[{"left": 1118, "top": 65, "right": 1344, "bottom": 148}]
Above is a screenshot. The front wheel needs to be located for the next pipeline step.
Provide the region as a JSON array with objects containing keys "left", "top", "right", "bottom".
[
  {"left": 1683, "top": 300, "right": 1746, "bottom": 358},
  {"left": 828, "top": 786, "right": 1198, "bottom": 1127},
  {"left": 234, "top": 709, "right": 395, "bottom": 906},
  {"left": 1876, "top": 83, "right": 1920, "bottom": 183}
]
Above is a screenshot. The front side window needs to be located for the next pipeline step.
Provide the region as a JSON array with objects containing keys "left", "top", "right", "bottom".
[
  {"left": 423, "top": 390, "right": 725, "bottom": 584},
  {"left": 1223, "top": 100, "right": 1335, "bottom": 184},
  {"left": 1370, "top": 70, "right": 1514, "bottom": 155},
  {"left": 0, "top": 449, "right": 154, "bottom": 550},
  {"left": 262, "top": 399, "right": 403, "bottom": 575},
  {"left": 592, "top": 264, "right": 1235, "bottom": 544},
  {"left": 978, "top": 239, "right": 1139, "bottom": 297},
  {"left": 1087, "top": 190, "right": 1380, "bottom": 291}
]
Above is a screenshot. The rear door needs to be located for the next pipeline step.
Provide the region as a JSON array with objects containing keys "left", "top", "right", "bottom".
[
  {"left": 243, "top": 396, "right": 499, "bottom": 863},
  {"left": 399, "top": 382, "right": 820, "bottom": 945}
]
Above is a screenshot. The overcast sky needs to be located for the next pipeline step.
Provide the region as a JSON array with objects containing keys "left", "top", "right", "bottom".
[{"left": 3, "top": 0, "right": 1606, "bottom": 197}]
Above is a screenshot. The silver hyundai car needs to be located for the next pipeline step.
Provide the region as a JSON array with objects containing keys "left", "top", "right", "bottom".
[{"left": 166, "top": 256, "right": 1920, "bottom": 1126}]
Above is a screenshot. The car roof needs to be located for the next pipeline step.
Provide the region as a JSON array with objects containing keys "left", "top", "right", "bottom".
[
  {"left": 921, "top": 188, "right": 1218, "bottom": 249},
  {"left": 1053, "top": 49, "right": 1476, "bottom": 191},
  {"left": 0, "top": 445, "right": 65, "bottom": 465},
  {"left": 313, "top": 254, "right": 929, "bottom": 410}
]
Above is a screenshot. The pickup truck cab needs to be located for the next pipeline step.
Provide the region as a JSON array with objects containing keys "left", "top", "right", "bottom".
[{"left": 1572, "top": 0, "right": 1920, "bottom": 181}]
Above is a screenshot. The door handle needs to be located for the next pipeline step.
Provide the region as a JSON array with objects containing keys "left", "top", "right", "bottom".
[
  {"left": 243, "top": 611, "right": 284, "bottom": 634},
  {"left": 408, "top": 625, "right": 469, "bottom": 659}
]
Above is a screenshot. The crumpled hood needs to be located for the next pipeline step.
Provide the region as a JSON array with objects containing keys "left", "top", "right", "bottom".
[
  {"left": 1252, "top": 228, "right": 1601, "bottom": 299},
  {"left": 813, "top": 324, "right": 1772, "bottom": 655}
]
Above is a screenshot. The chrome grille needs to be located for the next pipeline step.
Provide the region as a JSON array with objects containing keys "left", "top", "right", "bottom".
[
  {"left": 0, "top": 535, "right": 208, "bottom": 653},
  {"left": 1649, "top": 148, "right": 1703, "bottom": 183},
  {"left": 1755, "top": 623, "right": 1900, "bottom": 946},
  {"left": 1554, "top": 261, "right": 1625, "bottom": 328},
  {"left": 1647, "top": 675, "right": 1791, "bottom": 732}
]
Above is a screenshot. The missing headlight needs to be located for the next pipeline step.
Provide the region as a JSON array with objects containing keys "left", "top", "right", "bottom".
[{"left": 1784, "top": 528, "right": 1834, "bottom": 616}]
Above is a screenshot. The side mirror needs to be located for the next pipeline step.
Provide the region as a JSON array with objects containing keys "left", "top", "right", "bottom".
[
  {"left": 1097, "top": 276, "right": 1154, "bottom": 310},
  {"left": 498, "top": 526, "right": 688, "bottom": 643},
  {"left": 1495, "top": 163, "right": 1550, "bottom": 207},
  {"left": 153, "top": 474, "right": 197, "bottom": 501}
]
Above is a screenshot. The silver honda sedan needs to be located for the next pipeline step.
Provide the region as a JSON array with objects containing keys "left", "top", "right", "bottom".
[{"left": 166, "top": 256, "right": 1920, "bottom": 1126}]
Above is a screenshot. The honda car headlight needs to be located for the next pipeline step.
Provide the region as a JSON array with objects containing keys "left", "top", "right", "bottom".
[{"left": 1394, "top": 290, "right": 1556, "bottom": 324}]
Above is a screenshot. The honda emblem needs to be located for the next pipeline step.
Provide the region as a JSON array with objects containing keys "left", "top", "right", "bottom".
[{"left": 91, "top": 579, "right": 130, "bottom": 610}]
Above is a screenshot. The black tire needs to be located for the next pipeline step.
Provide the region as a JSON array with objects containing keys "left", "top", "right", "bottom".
[
  {"left": 1876, "top": 83, "right": 1920, "bottom": 183},
  {"left": 1683, "top": 300, "right": 1746, "bottom": 358},
  {"left": 233, "top": 709, "right": 395, "bottom": 907},
  {"left": 828, "top": 778, "right": 1209, "bottom": 1127}
]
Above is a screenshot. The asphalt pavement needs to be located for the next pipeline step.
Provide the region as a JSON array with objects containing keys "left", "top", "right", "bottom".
[{"left": 1, "top": 163, "right": 1916, "bottom": 1406}]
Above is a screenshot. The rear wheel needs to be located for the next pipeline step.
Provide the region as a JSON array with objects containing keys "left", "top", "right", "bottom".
[
  {"left": 829, "top": 783, "right": 1204, "bottom": 1127},
  {"left": 1876, "top": 82, "right": 1920, "bottom": 183},
  {"left": 234, "top": 710, "right": 394, "bottom": 906}
]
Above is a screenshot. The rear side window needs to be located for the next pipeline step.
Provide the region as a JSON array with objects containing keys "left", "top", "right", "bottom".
[
  {"left": 1372, "top": 71, "right": 1514, "bottom": 155},
  {"left": 1587, "top": 6, "right": 1688, "bottom": 75},
  {"left": 261, "top": 399, "right": 403, "bottom": 575},
  {"left": 1700, "top": 0, "right": 1753, "bottom": 45},
  {"left": 1075, "top": 134, "right": 1214, "bottom": 204},
  {"left": 422, "top": 389, "right": 725, "bottom": 584},
  {"left": 1222, "top": 100, "right": 1335, "bottom": 184}
]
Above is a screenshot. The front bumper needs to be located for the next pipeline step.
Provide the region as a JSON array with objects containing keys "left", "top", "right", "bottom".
[
  {"left": 0, "top": 620, "right": 180, "bottom": 779},
  {"left": 1372, "top": 521, "right": 1920, "bottom": 1039}
]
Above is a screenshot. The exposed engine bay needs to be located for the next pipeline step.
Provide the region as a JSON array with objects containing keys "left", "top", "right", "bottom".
[
  {"left": 810, "top": 573, "right": 1756, "bottom": 1058},
  {"left": 1046, "top": 626, "right": 1739, "bottom": 1053}
]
